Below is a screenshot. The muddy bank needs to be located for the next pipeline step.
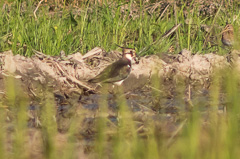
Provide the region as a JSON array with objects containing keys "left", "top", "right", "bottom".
[
  {"left": 0, "top": 48, "right": 233, "bottom": 119},
  {"left": 0, "top": 47, "right": 233, "bottom": 94}
]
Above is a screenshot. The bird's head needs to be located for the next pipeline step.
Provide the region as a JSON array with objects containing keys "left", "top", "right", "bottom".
[
  {"left": 122, "top": 48, "right": 136, "bottom": 61},
  {"left": 221, "top": 24, "right": 234, "bottom": 34}
]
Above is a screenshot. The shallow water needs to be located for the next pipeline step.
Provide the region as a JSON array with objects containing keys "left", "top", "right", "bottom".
[{"left": 24, "top": 78, "right": 228, "bottom": 141}]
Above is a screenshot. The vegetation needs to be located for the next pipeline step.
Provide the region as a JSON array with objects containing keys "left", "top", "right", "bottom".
[
  {"left": 1, "top": 0, "right": 240, "bottom": 56},
  {"left": 1, "top": 0, "right": 240, "bottom": 159}
]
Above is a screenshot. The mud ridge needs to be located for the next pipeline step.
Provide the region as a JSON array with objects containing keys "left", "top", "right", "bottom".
[{"left": 0, "top": 48, "right": 233, "bottom": 94}]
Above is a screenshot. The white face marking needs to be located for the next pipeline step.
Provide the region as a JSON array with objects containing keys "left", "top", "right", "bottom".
[
  {"left": 125, "top": 53, "right": 133, "bottom": 61},
  {"left": 127, "top": 65, "right": 130, "bottom": 67}
]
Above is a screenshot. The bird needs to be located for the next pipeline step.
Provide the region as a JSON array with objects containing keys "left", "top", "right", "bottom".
[
  {"left": 88, "top": 48, "right": 136, "bottom": 86},
  {"left": 221, "top": 24, "right": 234, "bottom": 46}
]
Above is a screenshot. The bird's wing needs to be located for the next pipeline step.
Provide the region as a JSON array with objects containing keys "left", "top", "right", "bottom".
[
  {"left": 104, "top": 62, "right": 131, "bottom": 83},
  {"left": 89, "top": 59, "right": 131, "bottom": 83},
  {"left": 88, "top": 64, "right": 113, "bottom": 83}
]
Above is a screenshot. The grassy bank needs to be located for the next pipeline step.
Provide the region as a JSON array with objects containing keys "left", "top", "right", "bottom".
[{"left": 0, "top": 0, "right": 240, "bottom": 56}]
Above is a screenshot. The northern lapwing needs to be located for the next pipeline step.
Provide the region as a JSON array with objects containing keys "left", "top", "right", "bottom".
[
  {"left": 88, "top": 48, "right": 136, "bottom": 86},
  {"left": 221, "top": 24, "right": 240, "bottom": 63},
  {"left": 221, "top": 24, "right": 234, "bottom": 46}
]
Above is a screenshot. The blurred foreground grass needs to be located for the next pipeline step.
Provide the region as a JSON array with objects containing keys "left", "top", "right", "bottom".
[{"left": 1, "top": 68, "right": 240, "bottom": 159}]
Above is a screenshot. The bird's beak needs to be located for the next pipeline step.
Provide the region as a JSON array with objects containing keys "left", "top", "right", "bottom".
[{"left": 134, "top": 55, "right": 140, "bottom": 64}]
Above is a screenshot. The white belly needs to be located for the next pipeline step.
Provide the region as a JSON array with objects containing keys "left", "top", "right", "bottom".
[{"left": 114, "top": 80, "right": 124, "bottom": 86}]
